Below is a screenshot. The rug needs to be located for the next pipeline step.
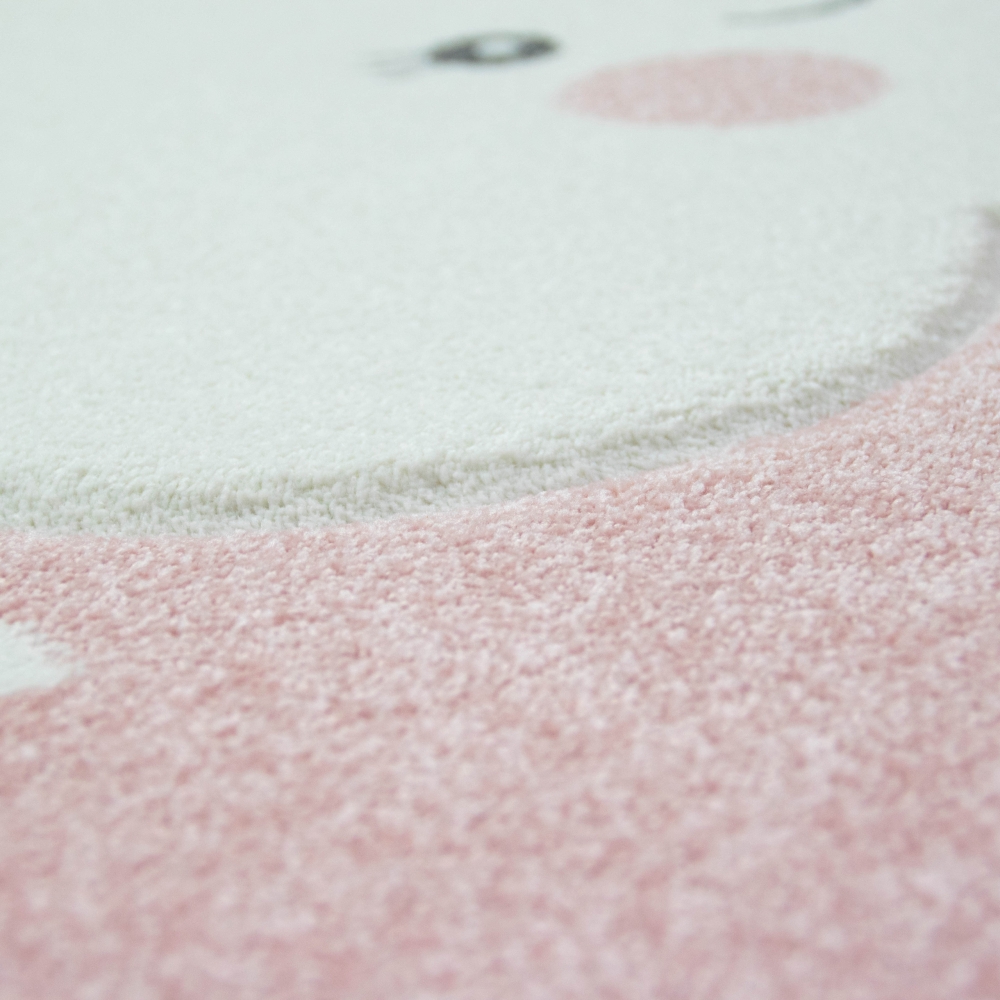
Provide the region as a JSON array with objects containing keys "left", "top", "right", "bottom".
[{"left": 2, "top": 1, "right": 999, "bottom": 997}]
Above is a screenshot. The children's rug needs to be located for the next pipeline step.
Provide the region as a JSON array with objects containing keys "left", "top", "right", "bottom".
[{"left": 2, "top": 1, "right": 1000, "bottom": 997}]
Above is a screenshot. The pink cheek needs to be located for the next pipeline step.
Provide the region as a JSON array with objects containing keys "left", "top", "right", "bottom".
[{"left": 558, "top": 51, "right": 887, "bottom": 127}]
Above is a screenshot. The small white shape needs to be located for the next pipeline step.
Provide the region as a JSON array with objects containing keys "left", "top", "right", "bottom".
[{"left": 0, "top": 620, "right": 76, "bottom": 697}]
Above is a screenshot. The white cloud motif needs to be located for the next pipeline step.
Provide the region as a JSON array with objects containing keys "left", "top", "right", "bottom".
[
  {"left": 0, "top": 621, "right": 77, "bottom": 697},
  {"left": 1, "top": 0, "right": 999, "bottom": 533}
]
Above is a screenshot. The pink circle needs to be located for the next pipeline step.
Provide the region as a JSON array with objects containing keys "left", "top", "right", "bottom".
[{"left": 559, "top": 51, "right": 887, "bottom": 126}]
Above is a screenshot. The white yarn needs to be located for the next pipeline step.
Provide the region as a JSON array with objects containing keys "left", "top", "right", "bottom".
[
  {"left": 0, "top": 621, "right": 76, "bottom": 697},
  {"left": 1, "top": 0, "right": 999, "bottom": 533}
]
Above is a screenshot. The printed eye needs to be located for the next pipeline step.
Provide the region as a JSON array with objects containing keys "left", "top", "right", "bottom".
[{"left": 427, "top": 32, "right": 558, "bottom": 66}]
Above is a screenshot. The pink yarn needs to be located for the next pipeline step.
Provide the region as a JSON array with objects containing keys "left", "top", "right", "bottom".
[
  {"left": 559, "top": 51, "right": 887, "bottom": 126},
  {"left": 2, "top": 329, "right": 1000, "bottom": 998}
]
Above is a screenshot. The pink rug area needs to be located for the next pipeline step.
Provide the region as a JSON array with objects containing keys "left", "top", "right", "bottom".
[{"left": 2, "top": 327, "right": 999, "bottom": 999}]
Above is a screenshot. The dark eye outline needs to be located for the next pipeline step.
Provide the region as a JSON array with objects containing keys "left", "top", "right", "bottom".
[
  {"left": 370, "top": 31, "right": 558, "bottom": 77},
  {"left": 727, "top": 0, "right": 872, "bottom": 25},
  {"left": 427, "top": 32, "right": 558, "bottom": 66}
]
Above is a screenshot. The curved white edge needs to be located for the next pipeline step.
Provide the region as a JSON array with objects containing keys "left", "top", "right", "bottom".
[
  {"left": 0, "top": 620, "right": 78, "bottom": 697},
  {"left": 3, "top": 209, "right": 999, "bottom": 537}
]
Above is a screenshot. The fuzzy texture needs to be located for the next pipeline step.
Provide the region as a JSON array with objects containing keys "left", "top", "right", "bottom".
[
  {"left": 2, "top": 327, "right": 999, "bottom": 999},
  {"left": 3, "top": 0, "right": 1000, "bottom": 531},
  {"left": 558, "top": 51, "right": 886, "bottom": 125},
  {"left": 0, "top": 622, "right": 75, "bottom": 697},
  {"left": 3, "top": 1, "right": 1000, "bottom": 995}
]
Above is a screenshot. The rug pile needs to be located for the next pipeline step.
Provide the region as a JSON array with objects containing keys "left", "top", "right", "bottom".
[{"left": 2, "top": 1, "right": 999, "bottom": 997}]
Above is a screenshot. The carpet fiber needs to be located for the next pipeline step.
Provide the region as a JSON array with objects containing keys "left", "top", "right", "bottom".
[{"left": 2, "top": 1, "right": 999, "bottom": 997}]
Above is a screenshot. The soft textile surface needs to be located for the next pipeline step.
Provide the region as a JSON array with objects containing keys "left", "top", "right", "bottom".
[
  {"left": 3, "top": 323, "right": 1000, "bottom": 999},
  {"left": 2, "top": 0, "right": 1000, "bottom": 997},
  {"left": 2, "top": 0, "right": 999, "bottom": 529}
]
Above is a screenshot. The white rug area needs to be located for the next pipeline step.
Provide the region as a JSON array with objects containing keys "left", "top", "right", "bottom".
[
  {"left": 0, "top": 621, "right": 76, "bottom": 698},
  {"left": 2, "top": 0, "right": 999, "bottom": 532}
]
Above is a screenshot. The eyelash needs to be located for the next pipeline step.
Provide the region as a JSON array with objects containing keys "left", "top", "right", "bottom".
[
  {"left": 727, "top": 0, "right": 872, "bottom": 25},
  {"left": 376, "top": 0, "right": 872, "bottom": 79}
]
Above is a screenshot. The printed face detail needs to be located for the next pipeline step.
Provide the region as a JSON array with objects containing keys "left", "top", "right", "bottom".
[
  {"left": 727, "top": 0, "right": 872, "bottom": 24},
  {"left": 559, "top": 52, "right": 886, "bottom": 126},
  {"left": 0, "top": 0, "right": 998, "bottom": 534},
  {"left": 428, "top": 32, "right": 558, "bottom": 66}
]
